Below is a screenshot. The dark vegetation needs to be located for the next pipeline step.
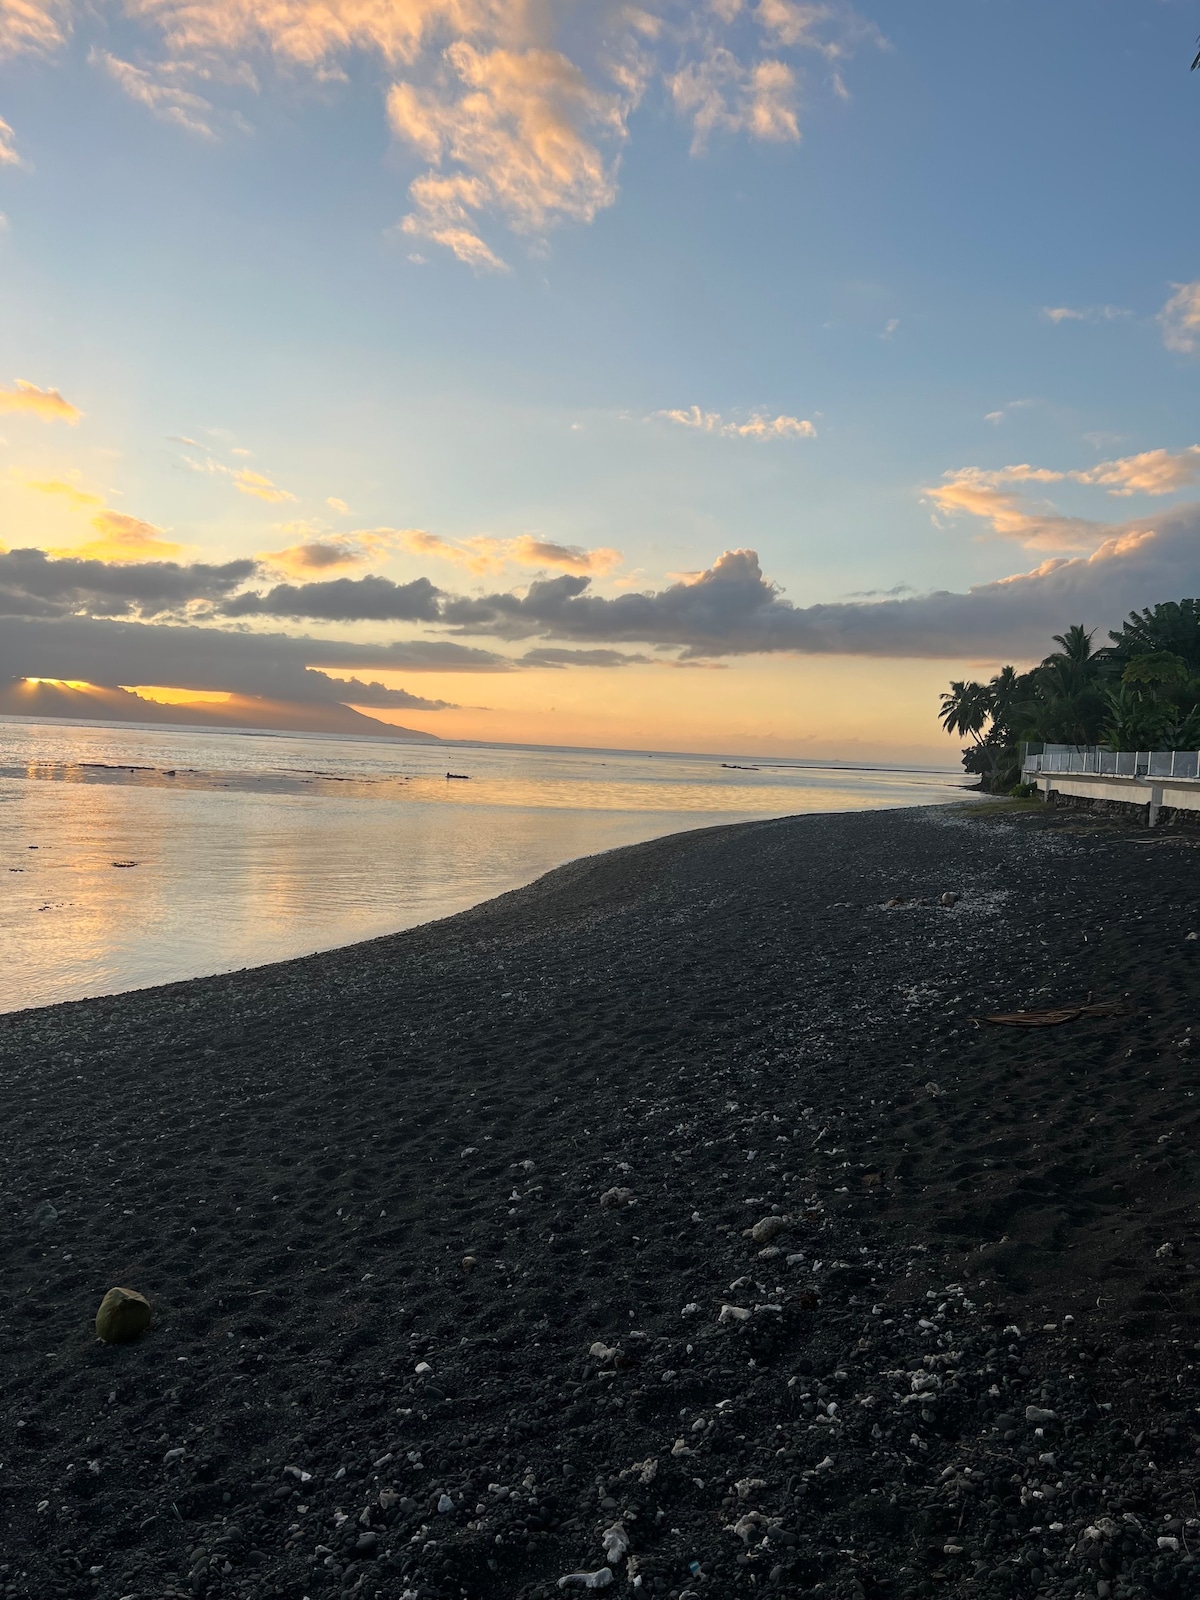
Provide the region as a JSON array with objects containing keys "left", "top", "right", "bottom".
[{"left": 940, "top": 599, "right": 1200, "bottom": 792}]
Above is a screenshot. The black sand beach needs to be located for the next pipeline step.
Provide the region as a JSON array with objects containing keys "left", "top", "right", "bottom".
[{"left": 3, "top": 803, "right": 1200, "bottom": 1600}]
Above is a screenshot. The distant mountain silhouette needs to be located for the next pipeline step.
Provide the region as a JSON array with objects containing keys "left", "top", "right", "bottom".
[{"left": 0, "top": 679, "right": 440, "bottom": 741}]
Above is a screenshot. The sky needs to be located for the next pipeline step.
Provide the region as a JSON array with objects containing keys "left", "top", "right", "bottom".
[{"left": 2, "top": 0, "right": 1200, "bottom": 760}]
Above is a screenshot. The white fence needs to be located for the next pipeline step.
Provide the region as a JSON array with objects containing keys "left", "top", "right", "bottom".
[{"left": 1023, "top": 745, "right": 1200, "bottom": 781}]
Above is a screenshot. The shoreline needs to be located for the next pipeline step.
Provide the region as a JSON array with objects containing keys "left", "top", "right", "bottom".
[{"left": 2, "top": 803, "right": 1199, "bottom": 1600}]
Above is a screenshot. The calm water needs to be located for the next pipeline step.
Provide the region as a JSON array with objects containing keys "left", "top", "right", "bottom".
[{"left": 0, "top": 719, "right": 971, "bottom": 1012}]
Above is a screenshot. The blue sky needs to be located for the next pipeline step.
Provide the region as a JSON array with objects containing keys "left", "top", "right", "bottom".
[{"left": 2, "top": 0, "right": 1199, "bottom": 756}]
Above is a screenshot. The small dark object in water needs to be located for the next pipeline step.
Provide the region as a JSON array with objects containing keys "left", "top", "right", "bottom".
[
  {"left": 163, "top": 770, "right": 176, "bottom": 777},
  {"left": 446, "top": 772, "right": 470, "bottom": 780},
  {"left": 111, "top": 861, "right": 139, "bottom": 869},
  {"left": 973, "top": 1000, "right": 1131, "bottom": 1028},
  {"left": 721, "top": 763, "right": 759, "bottom": 770}
]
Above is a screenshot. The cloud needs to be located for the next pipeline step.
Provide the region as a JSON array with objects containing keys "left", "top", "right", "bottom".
[
  {"left": 437, "top": 515, "right": 1200, "bottom": 661},
  {"left": 259, "top": 527, "right": 415, "bottom": 576},
  {"left": 1071, "top": 445, "right": 1200, "bottom": 498},
  {"left": 654, "top": 405, "right": 815, "bottom": 439},
  {"left": 399, "top": 527, "right": 622, "bottom": 575},
  {"left": 517, "top": 645, "right": 650, "bottom": 667},
  {"left": 0, "top": 547, "right": 255, "bottom": 619},
  {"left": 389, "top": 42, "right": 626, "bottom": 267},
  {"left": 17, "top": 473, "right": 188, "bottom": 560},
  {"left": 0, "top": 614, "right": 509, "bottom": 718},
  {"left": 182, "top": 451, "right": 298, "bottom": 502},
  {"left": 507, "top": 534, "right": 621, "bottom": 574},
  {"left": 0, "top": 0, "right": 67, "bottom": 57},
  {"left": 927, "top": 449, "right": 1200, "bottom": 549},
  {"left": 18, "top": 474, "right": 104, "bottom": 509},
  {"left": 326, "top": 496, "right": 350, "bottom": 513},
  {"left": 233, "top": 467, "right": 297, "bottom": 502},
  {"left": 1042, "top": 304, "right": 1130, "bottom": 324},
  {"left": 0, "top": 379, "right": 82, "bottom": 423},
  {"left": 925, "top": 467, "right": 1108, "bottom": 552},
  {"left": 22, "top": 1, "right": 876, "bottom": 265},
  {"left": 220, "top": 572, "right": 443, "bottom": 621},
  {"left": 7, "top": 501, "right": 1200, "bottom": 673},
  {"left": 53, "top": 511, "right": 186, "bottom": 563},
  {"left": 0, "top": 114, "right": 18, "bottom": 165},
  {"left": 312, "top": 676, "right": 453, "bottom": 709},
  {"left": 1161, "top": 281, "right": 1200, "bottom": 354},
  {"left": 90, "top": 49, "right": 218, "bottom": 138},
  {"left": 668, "top": 48, "right": 797, "bottom": 153},
  {"left": 124, "top": 0, "right": 528, "bottom": 68}
]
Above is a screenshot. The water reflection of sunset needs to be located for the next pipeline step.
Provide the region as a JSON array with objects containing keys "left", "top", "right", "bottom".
[{"left": 0, "top": 719, "right": 968, "bottom": 1012}]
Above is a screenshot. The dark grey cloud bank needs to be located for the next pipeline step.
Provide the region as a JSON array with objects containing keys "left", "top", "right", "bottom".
[
  {"left": 0, "top": 548, "right": 255, "bottom": 619},
  {"left": 436, "top": 523, "right": 1200, "bottom": 658},
  {"left": 222, "top": 575, "right": 441, "bottom": 623},
  {"left": 0, "top": 617, "right": 497, "bottom": 708},
  {"left": 3, "top": 510, "right": 1199, "bottom": 694}
]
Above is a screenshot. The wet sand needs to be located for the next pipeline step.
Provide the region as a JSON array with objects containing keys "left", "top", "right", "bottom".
[{"left": 3, "top": 803, "right": 1200, "bottom": 1600}]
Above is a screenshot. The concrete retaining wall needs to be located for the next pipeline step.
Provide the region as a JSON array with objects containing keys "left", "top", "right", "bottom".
[{"left": 1036, "top": 769, "right": 1200, "bottom": 826}]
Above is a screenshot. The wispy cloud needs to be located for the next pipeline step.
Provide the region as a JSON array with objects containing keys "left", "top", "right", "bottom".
[
  {"left": 0, "top": 0, "right": 67, "bottom": 57},
  {"left": 233, "top": 467, "right": 297, "bottom": 502},
  {"left": 1042, "top": 303, "right": 1130, "bottom": 324},
  {"left": 1160, "top": 281, "right": 1200, "bottom": 354},
  {"left": 18, "top": 474, "right": 103, "bottom": 509},
  {"left": 668, "top": 50, "right": 798, "bottom": 153},
  {"left": 0, "top": 114, "right": 19, "bottom": 165},
  {"left": 260, "top": 527, "right": 415, "bottom": 576},
  {"left": 52, "top": 511, "right": 186, "bottom": 563},
  {"left": 90, "top": 49, "right": 218, "bottom": 138},
  {"left": 183, "top": 450, "right": 298, "bottom": 502},
  {"left": 18, "top": 473, "right": 187, "bottom": 560},
  {"left": 926, "top": 445, "right": 1200, "bottom": 551},
  {"left": 925, "top": 468, "right": 1106, "bottom": 553},
  {"left": 400, "top": 527, "right": 622, "bottom": 575},
  {"left": 3, "top": 0, "right": 880, "bottom": 266},
  {"left": 0, "top": 378, "right": 82, "bottom": 423},
  {"left": 388, "top": 42, "right": 625, "bottom": 269},
  {"left": 1072, "top": 445, "right": 1200, "bottom": 497},
  {"left": 326, "top": 496, "right": 349, "bottom": 513},
  {"left": 654, "top": 405, "right": 815, "bottom": 439}
]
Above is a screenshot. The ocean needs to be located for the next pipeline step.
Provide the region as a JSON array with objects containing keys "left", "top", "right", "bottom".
[{"left": 0, "top": 718, "right": 971, "bottom": 1012}]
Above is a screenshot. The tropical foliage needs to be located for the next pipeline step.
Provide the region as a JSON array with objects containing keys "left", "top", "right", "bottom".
[{"left": 939, "top": 598, "right": 1200, "bottom": 791}]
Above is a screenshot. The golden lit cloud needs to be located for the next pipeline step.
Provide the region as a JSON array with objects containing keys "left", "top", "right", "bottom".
[
  {"left": 0, "top": 0, "right": 68, "bottom": 57},
  {"left": 0, "top": 1, "right": 877, "bottom": 268},
  {"left": 21, "top": 474, "right": 104, "bottom": 509},
  {"left": 16, "top": 472, "right": 186, "bottom": 560},
  {"left": 126, "top": 0, "right": 533, "bottom": 68},
  {"left": 927, "top": 448, "right": 1200, "bottom": 550},
  {"left": 654, "top": 405, "right": 815, "bottom": 439},
  {"left": 51, "top": 511, "right": 185, "bottom": 562},
  {"left": 1072, "top": 445, "right": 1200, "bottom": 497},
  {"left": 326, "top": 495, "right": 350, "bottom": 513},
  {"left": 399, "top": 527, "right": 621, "bottom": 575},
  {"left": 260, "top": 527, "right": 414, "bottom": 575},
  {"left": 925, "top": 468, "right": 1105, "bottom": 552},
  {"left": 389, "top": 42, "right": 625, "bottom": 267},
  {"left": 0, "top": 378, "right": 82, "bottom": 423},
  {"left": 507, "top": 534, "right": 621, "bottom": 573},
  {"left": 233, "top": 467, "right": 297, "bottom": 502}
]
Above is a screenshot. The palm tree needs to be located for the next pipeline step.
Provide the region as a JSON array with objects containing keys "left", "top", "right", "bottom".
[{"left": 939, "top": 679, "right": 993, "bottom": 745}]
